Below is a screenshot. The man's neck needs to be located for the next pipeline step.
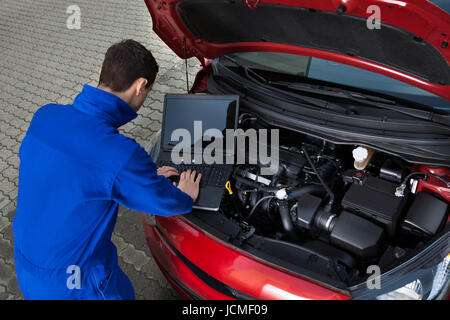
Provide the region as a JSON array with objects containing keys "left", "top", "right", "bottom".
[{"left": 97, "top": 84, "right": 137, "bottom": 111}]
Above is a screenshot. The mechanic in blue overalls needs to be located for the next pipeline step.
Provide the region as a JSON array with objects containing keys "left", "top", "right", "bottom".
[{"left": 13, "top": 39, "right": 201, "bottom": 299}]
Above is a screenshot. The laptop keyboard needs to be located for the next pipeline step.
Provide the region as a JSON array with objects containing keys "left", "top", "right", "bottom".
[{"left": 156, "top": 160, "right": 232, "bottom": 187}]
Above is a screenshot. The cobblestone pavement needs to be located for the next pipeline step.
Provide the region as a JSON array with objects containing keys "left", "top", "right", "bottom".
[{"left": 0, "top": 0, "right": 201, "bottom": 299}]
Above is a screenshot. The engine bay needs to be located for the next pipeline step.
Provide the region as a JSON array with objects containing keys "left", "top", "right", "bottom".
[{"left": 217, "top": 113, "right": 450, "bottom": 285}]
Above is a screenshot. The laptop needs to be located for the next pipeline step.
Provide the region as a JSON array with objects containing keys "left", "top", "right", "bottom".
[{"left": 156, "top": 94, "right": 240, "bottom": 211}]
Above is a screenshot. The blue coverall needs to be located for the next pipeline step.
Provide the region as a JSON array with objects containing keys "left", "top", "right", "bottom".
[{"left": 12, "top": 84, "right": 193, "bottom": 299}]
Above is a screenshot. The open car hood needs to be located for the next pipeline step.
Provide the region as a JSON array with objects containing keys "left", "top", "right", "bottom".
[{"left": 144, "top": 0, "right": 450, "bottom": 100}]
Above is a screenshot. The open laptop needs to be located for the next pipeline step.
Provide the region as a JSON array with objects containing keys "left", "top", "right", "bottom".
[{"left": 156, "top": 94, "right": 240, "bottom": 211}]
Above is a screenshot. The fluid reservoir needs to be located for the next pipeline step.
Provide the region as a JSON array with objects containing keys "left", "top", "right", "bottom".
[{"left": 352, "top": 146, "right": 375, "bottom": 170}]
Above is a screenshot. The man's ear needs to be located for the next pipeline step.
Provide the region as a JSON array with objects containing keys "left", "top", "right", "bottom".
[{"left": 135, "top": 78, "right": 149, "bottom": 96}]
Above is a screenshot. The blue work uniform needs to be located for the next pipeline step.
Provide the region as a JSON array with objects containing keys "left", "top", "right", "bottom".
[{"left": 12, "top": 84, "right": 193, "bottom": 299}]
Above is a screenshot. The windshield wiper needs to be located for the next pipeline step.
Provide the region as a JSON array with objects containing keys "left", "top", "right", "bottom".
[
  {"left": 221, "top": 56, "right": 350, "bottom": 114},
  {"left": 284, "top": 81, "right": 395, "bottom": 103},
  {"left": 221, "top": 55, "right": 268, "bottom": 84},
  {"left": 273, "top": 81, "right": 450, "bottom": 127},
  {"left": 219, "top": 57, "right": 449, "bottom": 127}
]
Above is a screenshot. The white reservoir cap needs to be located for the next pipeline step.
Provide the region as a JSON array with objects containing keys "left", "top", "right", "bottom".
[
  {"left": 352, "top": 146, "right": 374, "bottom": 170},
  {"left": 353, "top": 146, "right": 368, "bottom": 162},
  {"left": 275, "top": 188, "right": 288, "bottom": 200}
]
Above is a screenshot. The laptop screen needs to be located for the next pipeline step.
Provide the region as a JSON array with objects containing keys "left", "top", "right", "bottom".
[{"left": 161, "top": 94, "right": 239, "bottom": 154}]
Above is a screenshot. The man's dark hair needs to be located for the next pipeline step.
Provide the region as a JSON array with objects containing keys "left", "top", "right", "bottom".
[{"left": 99, "top": 39, "right": 159, "bottom": 92}]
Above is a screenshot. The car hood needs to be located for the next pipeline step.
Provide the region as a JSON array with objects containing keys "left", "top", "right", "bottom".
[{"left": 144, "top": 0, "right": 450, "bottom": 100}]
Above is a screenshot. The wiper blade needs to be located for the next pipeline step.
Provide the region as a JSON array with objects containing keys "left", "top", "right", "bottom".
[
  {"left": 344, "top": 95, "right": 450, "bottom": 127},
  {"left": 221, "top": 55, "right": 269, "bottom": 85},
  {"left": 219, "top": 58, "right": 449, "bottom": 127},
  {"left": 220, "top": 56, "right": 349, "bottom": 113},
  {"left": 277, "top": 81, "right": 450, "bottom": 127},
  {"left": 286, "top": 82, "right": 396, "bottom": 104}
]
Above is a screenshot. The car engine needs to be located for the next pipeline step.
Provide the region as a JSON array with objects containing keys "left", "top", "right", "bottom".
[{"left": 219, "top": 114, "right": 449, "bottom": 278}]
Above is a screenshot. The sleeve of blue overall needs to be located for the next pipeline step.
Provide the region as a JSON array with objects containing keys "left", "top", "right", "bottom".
[{"left": 111, "top": 145, "right": 193, "bottom": 216}]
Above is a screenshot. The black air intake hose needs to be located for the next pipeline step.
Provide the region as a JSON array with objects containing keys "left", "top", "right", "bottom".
[
  {"left": 279, "top": 200, "right": 299, "bottom": 242},
  {"left": 281, "top": 185, "right": 325, "bottom": 242},
  {"left": 288, "top": 184, "right": 325, "bottom": 199}
]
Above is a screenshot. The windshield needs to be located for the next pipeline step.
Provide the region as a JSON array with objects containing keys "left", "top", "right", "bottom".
[
  {"left": 225, "top": 52, "right": 450, "bottom": 111},
  {"left": 429, "top": 0, "right": 450, "bottom": 14}
]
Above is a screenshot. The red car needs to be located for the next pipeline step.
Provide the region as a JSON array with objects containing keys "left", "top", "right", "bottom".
[{"left": 142, "top": 0, "right": 450, "bottom": 300}]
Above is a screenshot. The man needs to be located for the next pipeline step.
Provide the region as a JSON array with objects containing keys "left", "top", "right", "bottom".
[{"left": 13, "top": 39, "right": 201, "bottom": 299}]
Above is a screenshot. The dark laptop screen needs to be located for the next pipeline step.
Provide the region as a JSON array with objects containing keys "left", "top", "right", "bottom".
[{"left": 161, "top": 94, "right": 239, "bottom": 153}]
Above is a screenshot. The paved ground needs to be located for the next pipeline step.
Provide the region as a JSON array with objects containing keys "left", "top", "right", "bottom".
[{"left": 0, "top": 0, "right": 201, "bottom": 299}]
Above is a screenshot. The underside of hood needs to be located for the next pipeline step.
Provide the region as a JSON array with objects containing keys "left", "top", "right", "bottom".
[{"left": 144, "top": 0, "right": 450, "bottom": 100}]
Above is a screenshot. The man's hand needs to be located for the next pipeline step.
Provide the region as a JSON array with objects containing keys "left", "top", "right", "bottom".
[
  {"left": 177, "top": 169, "right": 201, "bottom": 202},
  {"left": 157, "top": 166, "right": 179, "bottom": 178}
]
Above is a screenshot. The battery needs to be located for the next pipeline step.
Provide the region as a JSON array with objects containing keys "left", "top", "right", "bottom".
[{"left": 342, "top": 176, "right": 407, "bottom": 236}]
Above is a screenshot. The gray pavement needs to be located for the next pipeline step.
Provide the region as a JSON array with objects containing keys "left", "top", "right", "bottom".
[{"left": 0, "top": 0, "right": 201, "bottom": 299}]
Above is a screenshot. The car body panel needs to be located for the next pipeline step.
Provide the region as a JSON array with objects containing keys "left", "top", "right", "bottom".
[
  {"left": 143, "top": 213, "right": 350, "bottom": 300},
  {"left": 144, "top": 0, "right": 450, "bottom": 99}
]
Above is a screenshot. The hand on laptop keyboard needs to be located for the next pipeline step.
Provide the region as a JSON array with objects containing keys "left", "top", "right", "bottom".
[
  {"left": 156, "top": 160, "right": 231, "bottom": 188},
  {"left": 176, "top": 169, "right": 201, "bottom": 202},
  {"left": 157, "top": 166, "right": 179, "bottom": 178}
]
